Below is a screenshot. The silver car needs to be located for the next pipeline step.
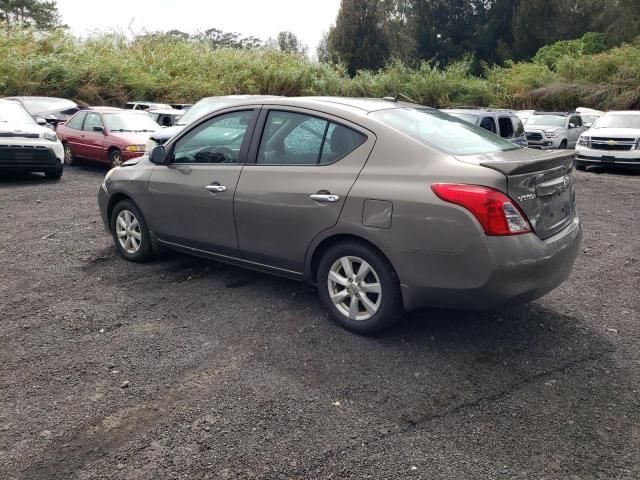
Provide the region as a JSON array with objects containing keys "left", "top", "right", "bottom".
[{"left": 98, "top": 97, "right": 582, "bottom": 334}]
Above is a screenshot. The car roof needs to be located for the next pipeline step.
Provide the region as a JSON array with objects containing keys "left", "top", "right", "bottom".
[
  {"left": 5, "top": 96, "right": 74, "bottom": 102},
  {"left": 147, "top": 108, "right": 183, "bottom": 114},
  {"left": 88, "top": 106, "right": 123, "bottom": 111},
  {"left": 603, "top": 110, "right": 640, "bottom": 115},
  {"left": 442, "top": 107, "right": 517, "bottom": 116}
]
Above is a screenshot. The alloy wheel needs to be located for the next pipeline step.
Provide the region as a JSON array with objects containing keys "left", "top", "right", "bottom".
[
  {"left": 327, "top": 256, "right": 382, "bottom": 321},
  {"left": 64, "top": 144, "right": 73, "bottom": 164},
  {"left": 111, "top": 151, "right": 123, "bottom": 168},
  {"left": 115, "top": 209, "right": 142, "bottom": 254}
]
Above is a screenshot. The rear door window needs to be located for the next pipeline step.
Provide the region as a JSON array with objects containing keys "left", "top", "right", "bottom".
[
  {"left": 498, "top": 117, "right": 515, "bottom": 138},
  {"left": 479, "top": 116, "right": 497, "bottom": 133},
  {"left": 66, "top": 112, "right": 86, "bottom": 130},
  {"left": 257, "top": 111, "right": 365, "bottom": 165}
]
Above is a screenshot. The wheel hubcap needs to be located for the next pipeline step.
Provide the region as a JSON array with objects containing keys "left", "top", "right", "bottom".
[
  {"left": 327, "top": 256, "right": 382, "bottom": 321},
  {"left": 112, "top": 153, "right": 122, "bottom": 167},
  {"left": 115, "top": 210, "right": 142, "bottom": 254},
  {"left": 64, "top": 146, "right": 72, "bottom": 163}
]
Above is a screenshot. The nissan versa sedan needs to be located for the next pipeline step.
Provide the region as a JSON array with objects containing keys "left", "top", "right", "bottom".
[{"left": 98, "top": 97, "right": 582, "bottom": 334}]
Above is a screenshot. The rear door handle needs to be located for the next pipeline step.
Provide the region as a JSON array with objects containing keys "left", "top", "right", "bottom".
[
  {"left": 310, "top": 193, "right": 339, "bottom": 203},
  {"left": 206, "top": 184, "right": 227, "bottom": 193}
]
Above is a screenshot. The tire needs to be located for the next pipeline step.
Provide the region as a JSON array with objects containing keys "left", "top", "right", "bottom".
[
  {"left": 317, "top": 241, "right": 404, "bottom": 335},
  {"left": 63, "top": 142, "right": 75, "bottom": 165},
  {"left": 559, "top": 140, "right": 568, "bottom": 149},
  {"left": 109, "top": 149, "right": 124, "bottom": 168},
  {"left": 575, "top": 162, "right": 587, "bottom": 171},
  {"left": 110, "top": 199, "right": 153, "bottom": 262},
  {"left": 45, "top": 166, "right": 63, "bottom": 180}
]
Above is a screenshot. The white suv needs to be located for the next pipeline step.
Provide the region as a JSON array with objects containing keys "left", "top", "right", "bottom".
[
  {"left": 525, "top": 112, "right": 587, "bottom": 149},
  {"left": 0, "top": 99, "right": 64, "bottom": 179},
  {"left": 576, "top": 111, "right": 640, "bottom": 170}
]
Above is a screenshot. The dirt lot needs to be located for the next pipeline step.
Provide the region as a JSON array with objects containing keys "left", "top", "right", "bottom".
[{"left": 0, "top": 163, "right": 639, "bottom": 480}]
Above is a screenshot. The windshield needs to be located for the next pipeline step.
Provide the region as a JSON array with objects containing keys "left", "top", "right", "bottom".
[
  {"left": 526, "top": 115, "right": 567, "bottom": 128},
  {"left": 176, "top": 98, "right": 239, "bottom": 126},
  {"left": 447, "top": 113, "right": 478, "bottom": 125},
  {"left": 593, "top": 113, "right": 640, "bottom": 129},
  {"left": 581, "top": 115, "right": 599, "bottom": 126},
  {"left": 20, "top": 98, "right": 76, "bottom": 114},
  {"left": 0, "top": 102, "right": 37, "bottom": 125},
  {"left": 103, "top": 112, "right": 160, "bottom": 132},
  {"left": 372, "top": 108, "right": 517, "bottom": 156}
]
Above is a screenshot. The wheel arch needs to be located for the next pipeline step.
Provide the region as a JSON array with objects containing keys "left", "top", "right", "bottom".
[{"left": 305, "top": 233, "right": 396, "bottom": 285}]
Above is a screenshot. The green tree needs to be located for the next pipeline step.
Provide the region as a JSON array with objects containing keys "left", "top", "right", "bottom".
[
  {"left": 328, "top": 0, "right": 391, "bottom": 75},
  {"left": 0, "top": 0, "right": 60, "bottom": 29},
  {"left": 274, "top": 31, "right": 307, "bottom": 55}
]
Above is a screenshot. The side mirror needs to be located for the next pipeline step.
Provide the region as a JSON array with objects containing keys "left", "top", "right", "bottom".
[
  {"left": 568, "top": 123, "right": 576, "bottom": 129},
  {"left": 36, "top": 117, "right": 47, "bottom": 126},
  {"left": 149, "top": 144, "right": 167, "bottom": 165},
  {"left": 93, "top": 126, "right": 105, "bottom": 133}
]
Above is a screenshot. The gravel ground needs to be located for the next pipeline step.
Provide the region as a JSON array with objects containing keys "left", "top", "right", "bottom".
[{"left": 0, "top": 163, "right": 639, "bottom": 480}]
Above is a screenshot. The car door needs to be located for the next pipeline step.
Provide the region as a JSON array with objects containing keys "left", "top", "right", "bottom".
[
  {"left": 144, "top": 109, "right": 258, "bottom": 256},
  {"left": 569, "top": 115, "right": 585, "bottom": 147},
  {"left": 62, "top": 112, "right": 87, "bottom": 156},
  {"left": 234, "top": 108, "right": 374, "bottom": 273},
  {"left": 81, "top": 112, "right": 107, "bottom": 161}
]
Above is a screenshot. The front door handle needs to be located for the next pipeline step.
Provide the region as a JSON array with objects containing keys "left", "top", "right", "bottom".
[
  {"left": 310, "top": 193, "right": 339, "bottom": 203},
  {"left": 206, "top": 184, "right": 227, "bottom": 193}
]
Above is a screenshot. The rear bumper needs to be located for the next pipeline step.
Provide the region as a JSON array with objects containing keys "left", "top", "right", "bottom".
[
  {"left": 391, "top": 214, "right": 583, "bottom": 311},
  {"left": 0, "top": 145, "right": 63, "bottom": 171},
  {"left": 576, "top": 147, "right": 640, "bottom": 168}
]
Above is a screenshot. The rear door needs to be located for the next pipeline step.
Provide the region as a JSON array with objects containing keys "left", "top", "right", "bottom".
[
  {"left": 234, "top": 108, "right": 374, "bottom": 273},
  {"left": 81, "top": 112, "right": 107, "bottom": 161},
  {"left": 144, "top": 109, "right": 258, "bottom": 256}
]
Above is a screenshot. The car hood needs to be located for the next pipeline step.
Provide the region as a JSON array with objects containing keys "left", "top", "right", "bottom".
[
  {"left": 585, "top": 127, "right": 640, "bottom": 138},
  {"left": 149, "top": 125, "right": 185, "bottom": 143},
  {"left": 109, "top": 131, "right": 154, "bottom": 144},
  {"left": 0, "top": 123, "right": 50, "bottom": 138},
  {"left": 525, "top": 126, "right": 562, "bottom": 133}
]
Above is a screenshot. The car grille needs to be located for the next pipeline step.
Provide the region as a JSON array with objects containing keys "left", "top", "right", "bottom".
[
  {"left": 0, "top": 145, "right": 57, "bottom": 166},
  {"left": 589, "top": 137, "right": 637, "bottom": 151},
  {"left": 0, "top": 132, "right": 39, "bottom": 139},
  {"left": 526, "top": 132, "right": 543, "bottom": 141}
]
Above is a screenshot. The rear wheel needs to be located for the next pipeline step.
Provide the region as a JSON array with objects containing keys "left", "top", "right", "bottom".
[
  {"left": 45, "top": 167, "right": 63, "bottom": 180},
  {"left": 317, "top": 241, "right": 403, "bottom": 335},
  {"left": 110, "top": 199, "right": 153, "bottom": 262},
  {"left": 109, "top": 149, "right": 124, "bottom": 168},
  {"left": 63, "top": 143, "right": 75, "bottom": 165}
]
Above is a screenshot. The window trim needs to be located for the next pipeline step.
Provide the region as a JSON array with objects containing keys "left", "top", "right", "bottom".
[
  {"left": 164, "top": 107, "right": 259, "bottom": 166},
  {"left": 247, "top": 108, "right": 368, "bottom": 167},
  {"left": 66, "top": 111, "right": 87, "bottom": 131}
]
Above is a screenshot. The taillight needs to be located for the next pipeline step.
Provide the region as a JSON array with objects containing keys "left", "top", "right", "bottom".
[{"left": 431, "top": 184, "right": 532, "bottom": 236}]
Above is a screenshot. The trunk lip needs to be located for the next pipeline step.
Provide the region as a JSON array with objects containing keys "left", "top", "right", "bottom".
[{"left": 478, "top": 151, "right": 576, "bottom": 175}]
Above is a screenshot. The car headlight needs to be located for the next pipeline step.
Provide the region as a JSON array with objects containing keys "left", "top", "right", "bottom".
[
  {"left": 544, "top": 131, "right": 558, "bottom": 138},
  {"left": 578, "top": 136, "right": 590, "bottom": 147},
  {"left": 125, "top": 145, "right": 146, "bottom": 152},
  {"left": 42, "top": 131, "right": 58, "bottom": 142}
]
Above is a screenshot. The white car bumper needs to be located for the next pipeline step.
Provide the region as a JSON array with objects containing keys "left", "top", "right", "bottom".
[
  {"left": 0, "top": 137, "right": 64, "bottom": 170},
  {"left": 576, "top": 146, "right": 640, "bottom": 168}
]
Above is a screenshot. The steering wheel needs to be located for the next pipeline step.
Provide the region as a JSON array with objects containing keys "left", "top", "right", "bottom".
[{"left": 194, "top": 146, "right": 237, "bottom": 163}]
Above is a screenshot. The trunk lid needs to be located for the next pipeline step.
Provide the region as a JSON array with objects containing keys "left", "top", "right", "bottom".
[{"left": 457, "top": 149, "right": 577, "bottom": 239}]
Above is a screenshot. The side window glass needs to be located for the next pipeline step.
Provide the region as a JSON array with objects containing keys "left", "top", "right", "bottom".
[
  {"left": 498, "top": 117, "right": 514, "bottom": 138},
  {"left": 83, "top": 113, "right": 104, "bottom": 132},
  {"left": 512, "top": 117, "right": 525, "bottom": 137},
  {"left": 574, "top": 116, "right": 583, "bottom": 127},
  {"left": 319, "top": 123, "right": 366, "bottom": 164},
  {"left": 479, "top": 116, "right": 497, "bottom": 134},
  {"left": 172, "top": 110, "right": 254, "bottom": 164},
  {"left": 66, "top": 112, "right": 86, "bottom": 130},
  {"left": 258, "top": 111, "right": 327, "bottom": 165}
]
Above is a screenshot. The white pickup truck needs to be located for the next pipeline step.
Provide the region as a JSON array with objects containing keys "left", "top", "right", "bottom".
[
  {"left": 575, "top": 111, "right": 640, "bottom": 170},
  {"left": 525, "top": 112, "right": 587, "bottom": 150}
]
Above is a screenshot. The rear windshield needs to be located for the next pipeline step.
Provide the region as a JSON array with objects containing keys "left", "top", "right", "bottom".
[
  {"left": 593, "top": 113, "right": 640, "bottom": 129},
  {"left": 372, "top": 108, "right": 517, "bottom": 155}
]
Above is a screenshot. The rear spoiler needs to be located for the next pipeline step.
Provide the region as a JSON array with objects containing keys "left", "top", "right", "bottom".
[{"left": 480, "top": 151, "right": 576, "bottom": 175}]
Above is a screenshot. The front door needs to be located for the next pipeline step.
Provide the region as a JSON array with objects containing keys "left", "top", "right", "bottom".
[
  {"left": 144, "top": 109, "right": 258, "bottom": 256},
  {"left": 81, "top": 112, "right": 107, "bottom": 161},
  {"left": 568, "top": 115, "right": 583, "bottom": 148},
  {"left": 234, "top": 108, "right": 374, "bottom": 273}
]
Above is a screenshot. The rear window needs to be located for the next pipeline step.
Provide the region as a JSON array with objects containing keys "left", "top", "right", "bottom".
[{"left": 372, "top": 108, "right": 517, "bottom": 155}]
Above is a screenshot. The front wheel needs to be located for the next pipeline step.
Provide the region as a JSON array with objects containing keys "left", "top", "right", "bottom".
[
  {"left": 63, "top": 143, "right": 75, "bottom": 165},
  {"left": 559, "top": 140, "right": 568, "bottom": 149},
  {"left": 110, "top": 199, "right": 153, "bottom": 262},
  {"left": 317, "top": 241, "right": 403, "bottom": 335},
  {"left": 109, "top": 149, "right": 124, "bottom": 168},
  {"left": 45, "top": 167, "right": 63, "bottom": 180}
]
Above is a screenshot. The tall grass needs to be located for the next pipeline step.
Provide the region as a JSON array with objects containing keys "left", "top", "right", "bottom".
[{"left": 1, "top": 27, "right": 639, "bottom": 110}]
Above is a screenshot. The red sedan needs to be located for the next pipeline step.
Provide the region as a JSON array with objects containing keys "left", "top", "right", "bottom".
[{"left": 57, "top": 109, "right": 159, "bottom": 168}]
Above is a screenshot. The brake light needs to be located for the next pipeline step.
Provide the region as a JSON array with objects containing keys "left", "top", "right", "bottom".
[{"left": 431, "top": 184, "right": 532, "bottom": 236}]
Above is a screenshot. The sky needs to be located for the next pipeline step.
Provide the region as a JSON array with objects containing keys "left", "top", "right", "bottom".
[{"left": 55, "top": 0, "right": 341, "bottom": 54}]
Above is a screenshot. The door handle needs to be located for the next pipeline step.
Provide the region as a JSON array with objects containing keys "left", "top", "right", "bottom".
[
  {"left": 310, "top": 193, "right": 339, "bottom": 203},
  {"left": 205, "top": 184, "right": 227, "bottom": 193}
]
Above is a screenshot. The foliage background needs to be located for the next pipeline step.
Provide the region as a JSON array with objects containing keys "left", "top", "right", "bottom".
[{"left": 0, "top": 27, "right": 639, "bottom": 111}]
